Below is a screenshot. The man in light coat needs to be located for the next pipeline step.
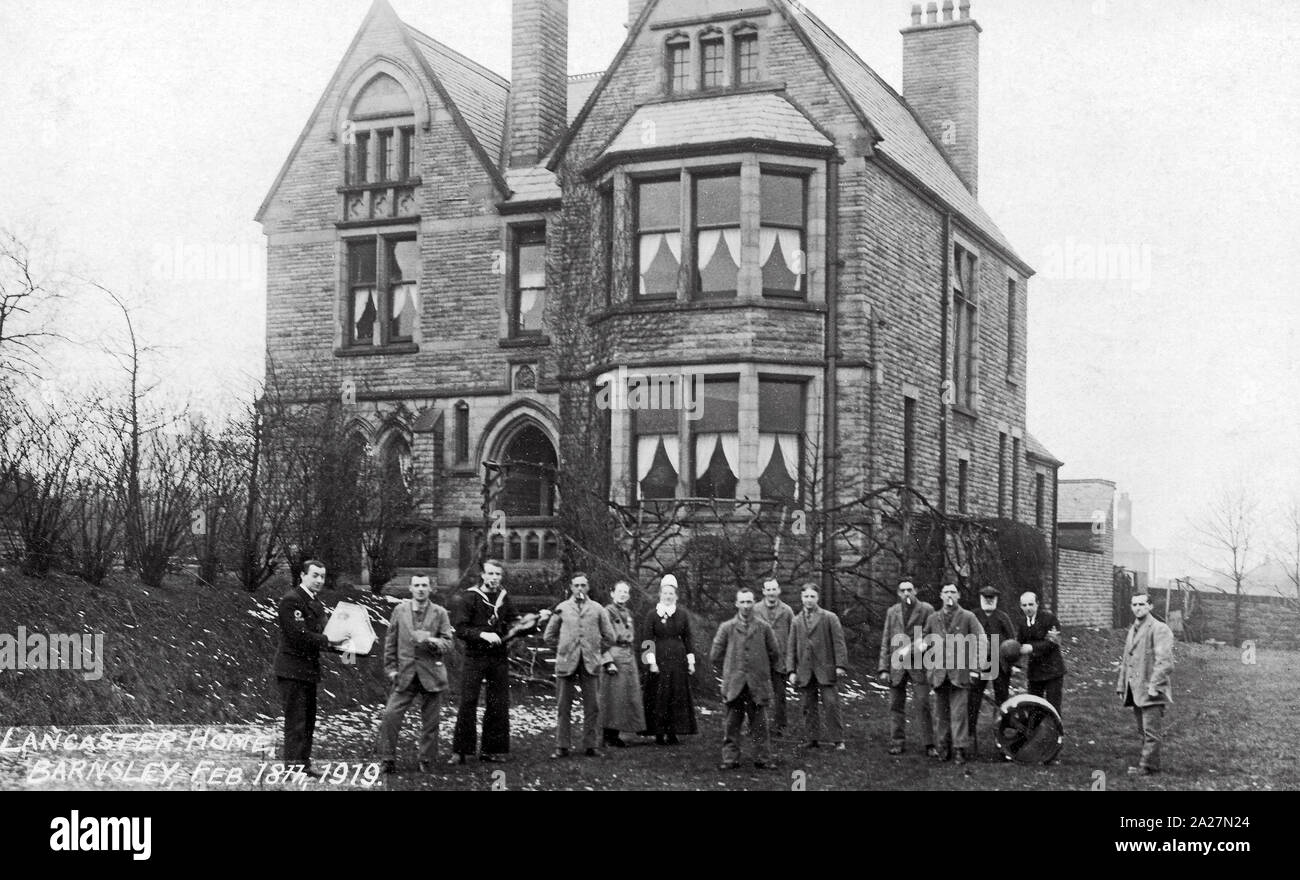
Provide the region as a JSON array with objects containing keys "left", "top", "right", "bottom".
[
  {"left": 1116, "top": 592, "right": 1174, "bottom": 775},
  {"left": 376, "top": 574, "right": 455, "bottom": 773},
  {"left": 787, "top": 584, "right": 850, "bottom": 750},
  {"left": 710, "top": 588, "right": 782, "bottom": 769},
  {"left": 922, "top": 583, "right": 986, "bottom": 765},
  {"left": 753, "top": 578, "right": 794, "bottom": 736},
  {"left": 877, "top": 580, "right": 936, "bottom": 756},
  {"left": 544, "top": 572, "right": 616, "bottom": 758}
]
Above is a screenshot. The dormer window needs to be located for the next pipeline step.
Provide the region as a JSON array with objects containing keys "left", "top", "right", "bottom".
[
  {"left": 734, "top": 27, "right": 759, "bottom": 84},
  {"left": 666, "top": 34, "right": 691, "bottom": 94},
  {"left": 700, "top": 29, "right": 725, "bottom": 89}
]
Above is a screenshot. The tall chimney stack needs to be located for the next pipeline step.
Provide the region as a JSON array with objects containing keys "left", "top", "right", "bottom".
[
  {"left": 901, "top": 1, "right": 981, "bottom": 195},
  {"left": 508, "top": 0, "right": 568, "bottom": 168}
]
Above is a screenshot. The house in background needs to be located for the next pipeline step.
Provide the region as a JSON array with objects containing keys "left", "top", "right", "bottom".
[
  {"left": 1056, "top": 478, "right": 1115, "bottom": 626},
  {"left": 257, "top": 0, "right": 1061, "bottom": 605}
]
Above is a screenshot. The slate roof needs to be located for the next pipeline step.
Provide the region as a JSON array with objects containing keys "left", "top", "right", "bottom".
[
  {"left": 568, "top": 72, "right": 603, "bottom": 124},
  {"left": 778, "top": 1, "right": 1022, "bottom": 264},
  {"left": 1026, "top": 432, "right": 1063, "bottom": 466},
  {"left": 503, "top": 166, "right": 562, "bottom": 205},
  {"left": 404, "top": 24, "right": 510, "bottom": 167},
  {"left": 601, "top": 92, "right": 833, "bottom": 158},
  {"left": 1057, "top": 479, "right": 1116, "bottom": 524}
]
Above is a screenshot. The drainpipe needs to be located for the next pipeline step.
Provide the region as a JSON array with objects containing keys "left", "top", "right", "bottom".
[
  {"left": 822, "top": 158, "right": 842, "bottom": 609},
  {"left": 938, "top": 213, "right": 951, "bottom": 515}
]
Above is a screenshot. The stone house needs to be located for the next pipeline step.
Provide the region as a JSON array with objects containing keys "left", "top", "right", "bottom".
[{"left": 256, "top": 0, "right": 1060, "bottom": 601}]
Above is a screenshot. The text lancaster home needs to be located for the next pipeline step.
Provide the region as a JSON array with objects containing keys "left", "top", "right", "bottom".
[{"left": 256, "top": 0, "right": 1061, "bottom": 594}]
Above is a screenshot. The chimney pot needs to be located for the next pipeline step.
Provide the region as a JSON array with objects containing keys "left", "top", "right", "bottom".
[
  {"left": 960, "top": 0, "right": 971, "bottom": 20},
  {"left": 926, "top": 3, "right": 938, "bottom": 24},
  {"left": 910, "top": 4, "right": 922, "bottom": 26},
  {"left": 942, "top": 0, "right": 954, "bottom": 22}
]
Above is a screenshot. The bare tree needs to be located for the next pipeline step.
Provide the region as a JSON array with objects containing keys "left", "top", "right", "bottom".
[
  {"left": 0, "top": 228, "right": 64, "bottom": 378},
  {"left": 1278, "top": 497, "right": 1300, "bottom": 602},
  {"left": 1190, "top": 485, "right": 1261, "bottom": 644}
]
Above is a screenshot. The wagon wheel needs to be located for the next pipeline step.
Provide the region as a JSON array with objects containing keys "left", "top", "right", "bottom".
[{"left": 995, "top": 694, "right": 1064, "bottom": 764}]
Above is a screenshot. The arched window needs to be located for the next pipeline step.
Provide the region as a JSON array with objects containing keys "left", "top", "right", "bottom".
[
  {"left": 381, "top": 434, "right": 412, "bottom": 492},
  {"left": 347, "top": 74, "right": 415, "bottom": 185},
  {"left": 454, "top": 400, "right": 471, "bottom": 463},
  {"left": 494, "top": 424, "right": 557, "bottom": 517}
]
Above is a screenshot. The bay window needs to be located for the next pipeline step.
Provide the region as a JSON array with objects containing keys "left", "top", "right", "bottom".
[
  {"left": 693, "top": 174, "right": 741, "bottom": 299},
  {"left": 758, "top": 379, "right": 803, "bottom": 501},
  {"left": 636, "top": 179, "right": 681, "bottom": 300},
  {"left": 633, "top": 405, "right": 679, "bottom": 501},
  {"left": 760, "top": 172, "right": 806, "bottom": 297}
]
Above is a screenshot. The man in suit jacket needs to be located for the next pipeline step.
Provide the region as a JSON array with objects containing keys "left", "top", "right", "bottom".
[
  {"left": 923, "top": 583, "right": 986, "bottom": 765},
  {"left": 787, "top": 584, "right": 849, "bottom": 750},
  {"left": 376, "top": 574, "right": 454, "bottom": 774},
  {"left": 1017, "top": 592, "right": 1068, "bottom": 718},
  {"left": 274, "top": 559, "right": 346, "bottom": 776},
  {"left": 877, "top": 580, "right": 937, "bottom": 756},
  {"left": 1116, "top": 592, "right": 1174, "bottom": 775},
  {"left": 968, "top": 585, "right": 1016, "bottom": 755},
  {"left": 544, "top": 572, "right": 616, "bottom": 758},
  {"left": 753, "top": 578, "right": 795, "bottom": 736},
  {"left": 710, "top": 588, "right": 782, "bottom": 769}
]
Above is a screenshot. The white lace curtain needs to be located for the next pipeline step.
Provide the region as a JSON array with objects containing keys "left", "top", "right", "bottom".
[
  {"left": 636, "top": 435, "right": 680, "bottom": 482},
  {"left": 694, "top": 432, "right": 740, "bottom": 479},
  {"left": 353, "top": 287, "right": 377, "bottom": 339},
  {"left": 695, "top": 229, "right": 742, "bottom": 269},
  {"left": 758, "top": 433, "right": 800, "bottom": 479}
]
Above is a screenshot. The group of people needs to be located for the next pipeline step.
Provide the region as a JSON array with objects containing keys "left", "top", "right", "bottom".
[{"left": 272, "top": 559, "right": 1174, "bottom": 779}]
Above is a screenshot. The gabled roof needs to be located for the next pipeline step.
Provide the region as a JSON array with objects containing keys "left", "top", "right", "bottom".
[
  {"left": 774, "top": 1, "right": 1026, "bottom": 270},
  {"left": 568, "top": 72, "right": 603, "bottom": 124},
  {"left": 1026, "top": 432, "right": 1063, "bottom": 467},
  {"left": 599, "top": 92, "right": 832, "bottom": 160},
  {"left": 404, "top": 24, "right": 509, "bottom": 167}
]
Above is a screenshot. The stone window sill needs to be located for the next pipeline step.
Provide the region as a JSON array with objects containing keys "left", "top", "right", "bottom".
[{"left": 334, "top": 343, "right": 419, "bottom": 358}]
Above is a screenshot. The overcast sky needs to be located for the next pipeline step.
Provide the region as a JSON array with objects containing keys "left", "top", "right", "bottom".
[{"left": 2, "top": 0, "right": 1297, "bottom": 574}]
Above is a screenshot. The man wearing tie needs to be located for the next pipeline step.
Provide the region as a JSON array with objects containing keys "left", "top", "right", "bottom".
[
  {"left": 544, "top": 572, "right": 616, "bottom": 758},
  {"left": 1116, "top": 592, "right": 1174, "bottom": 775},
  {"left": 787, "top": 584, "right": 849, "bottom": 750},
  {"left": 878, "top": 580, "right": 937, "bottom": 756},
  {"left": 1016, "top": 591, "right": 1067, "bottom": 718}
]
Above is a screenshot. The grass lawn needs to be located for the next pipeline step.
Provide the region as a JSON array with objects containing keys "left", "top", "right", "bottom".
[{"left": 3, "top": 568, "right": 1296, "bottom": 791}]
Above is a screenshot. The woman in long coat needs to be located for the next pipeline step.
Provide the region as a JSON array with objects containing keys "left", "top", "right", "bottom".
[
  {"left": 640, "top": 575, "right": 698, "bottom": 744},
  {"left": 598, "top": 580, "right": 646, "bottom": 747}
]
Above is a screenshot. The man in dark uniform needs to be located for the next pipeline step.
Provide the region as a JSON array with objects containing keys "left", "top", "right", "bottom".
[
  {"left": 274, "top": 559, "right": 346, "bottom": 777},
  {"left": 1017, "top": 591, "right": 1068, "bottom": 719},
  {"left": 967, "top": 585, "right": 1015, "bottom": 756},
  {"left": 449, "top": 559, "right": 523, "bottom": 764}
]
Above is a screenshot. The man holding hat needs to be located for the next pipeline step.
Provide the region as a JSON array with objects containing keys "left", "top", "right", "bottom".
[{"left": 967, "top": 585, "right": 1016, "bottom": 756}]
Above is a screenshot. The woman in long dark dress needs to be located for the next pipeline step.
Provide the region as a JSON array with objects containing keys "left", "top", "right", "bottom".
[{"left": 640, "top": 575, "right": 697, "bottom": 744}]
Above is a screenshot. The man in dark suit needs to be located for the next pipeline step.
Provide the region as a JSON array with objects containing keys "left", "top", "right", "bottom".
[
  {"left": 449, "top": 559, "right": 527, "bottom": 764},
  {"left": 786, "top": 584, "right": 849, "bottom": 750},
  {"left": 968, "top": 585, "right": 1016, "bottom": 755},
  {"left": 1017, "top": 591, "right": 1067, "bottom": 718},
  {"left": 274, "top": 559, "right": 346, "bottom": 777}
]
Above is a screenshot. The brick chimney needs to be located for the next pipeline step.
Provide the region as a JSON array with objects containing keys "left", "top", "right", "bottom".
[
  {"left": 508, "top": 0, "right": 568, "bottom": 168},
  {"left": 901, "top": 0, "right": 980, "bottom": 195}
]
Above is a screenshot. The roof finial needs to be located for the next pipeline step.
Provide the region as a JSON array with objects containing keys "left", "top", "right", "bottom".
[
  {"left": 910, "top": 4, "right": 922, "bottom": 26},
  {"left": 959, "top": 0, "right": 971, "bottom": 20},
  {"left": 926, "top": 2, "right": 938, "bottom": 25},
  {"left": 942, "top": 0, "right": 954, "bottom": 22}
]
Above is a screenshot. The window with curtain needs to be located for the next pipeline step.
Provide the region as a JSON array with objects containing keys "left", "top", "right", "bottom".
[
  {"left": 632, "top": 404, "right": 679, "bottom": 501},
  {"left": 348, "top": 235, "right": 417, "bottom": 348},
  {"left": 636, "top": 179, "right": 681, "bottom": 300},
  {"left": 694, "top": 173, "right": 741, "bottom": 299},
  {"left": 511, "top": 227, "right": 546, "bottom": 336},
  {"left": 693, "top": 379, "right": 739, "bottom": 499},
  {"left": 758, "top": 379, "right": 802, "bottom": 501},
  {"left": 348, "top": 240, "right": 378, "bottom": 346},
  {"left": 761, "top": 172, "right": 806, "bottom": 298}
]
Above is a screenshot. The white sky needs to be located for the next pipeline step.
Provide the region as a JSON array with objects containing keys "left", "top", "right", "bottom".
[{"left": 2, "top": 0, "right": 1297, "bottom": 573}]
